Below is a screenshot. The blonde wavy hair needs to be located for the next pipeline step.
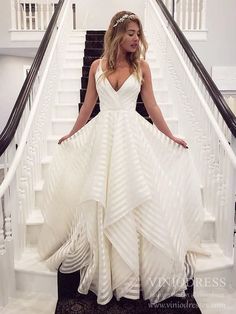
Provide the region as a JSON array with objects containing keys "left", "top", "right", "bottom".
[{"left": 101, "top": 11, "right": 148, "bottom": 80}]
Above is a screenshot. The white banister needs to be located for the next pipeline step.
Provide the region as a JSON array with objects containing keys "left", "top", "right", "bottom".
[
  {"left": 11, "top": 1, "right": 78, "bottom": 31},
  {"left": 0, "top": 0, "right": 77, "bottom": 305},
  {"left": 162, "top": 0, "right": 207, "bottom": 32},
  {"left": 146, "top": 0, "right": 236, "bottom": 260}
]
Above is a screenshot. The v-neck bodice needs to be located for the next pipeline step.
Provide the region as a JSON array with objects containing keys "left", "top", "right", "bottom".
[{"left": 95, "top": 60, "right": 141, "bottom": 112}]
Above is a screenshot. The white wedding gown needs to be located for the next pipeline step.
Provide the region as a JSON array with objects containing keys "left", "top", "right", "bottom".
[{"left": 38, "top": 62, "right": 205, "bottom": 305}]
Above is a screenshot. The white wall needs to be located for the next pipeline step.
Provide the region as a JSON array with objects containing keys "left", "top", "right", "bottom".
[
  {"left": 77, "top": 0, "right": 145, "bottom": 29},
  {"left": 0, "top": 0, "right": 40, "bottom": 54},
  {"left": 0, "top": 0, "right": 11, "bottom": 47},
  {"left": 190, "top": 0, "right": 236, "bottom": 75},
  {"left": 0, "top": 55, "right": 33, "bottom": 133}
]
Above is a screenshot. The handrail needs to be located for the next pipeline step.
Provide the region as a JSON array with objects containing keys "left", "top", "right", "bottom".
[
  {"left": 156, "top": 0, "right": 236, "bottom": 137},
  {"left": 0, "top": 0, "right": 65, "bottom": 156}
]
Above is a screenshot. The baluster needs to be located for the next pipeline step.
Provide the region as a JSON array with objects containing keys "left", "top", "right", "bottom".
[
  {"left": 173, "top": 0, "right": 177, "bottom": 20},
  {"left": 40, "top": 2, "right": 44, "bottom": 30},
  {"left": 190, "top": 0, "right": 194, "bottom": 29},
  {"left": 202, "top": 0, "right": 206, "bottom": 30},
  {"left": 184, "top": 0, "right": 189, "bottom": 30},
  {"left": 4, "top": 189, "right": 12, "bottom": 243},
  {"left": 46, "top": 0, "right": 50, "bottom": 28},
  {"left": 196, "top": 0, "right": 200, "bottom": 30},
  {"left": 16, "top": 0, "right": 21, "bottom": 30},
  {"left": 0, "top": 197, "right": 5, "bottom": 256},
  {"left": 179, "top": 0, "right": 183, "bottom": 29},
  {"left": 0, "top": 196, "right": 8, "bottom": 306},
  {"left": 72, "top": 3, "right": 76, "bottom": 30},
  {"left": 22, "top": 2, "right": 27, "bottom": 30},
  {"left": 29, "top": 3, "right": 32, "bottom": 30},
  {"left": 10, "top": 0, "right": 16, "bottom": 30},
  {"left": 35, "top": 3, "right": 38, "bottom": 30}
]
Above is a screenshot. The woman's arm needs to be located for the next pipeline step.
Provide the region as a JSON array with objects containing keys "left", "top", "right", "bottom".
[
  {"left": 58, "top": 59, "right": 99, "bottom": 144},
  {"left": 140, "top": 60, "right": 188, "bottom": 148}
]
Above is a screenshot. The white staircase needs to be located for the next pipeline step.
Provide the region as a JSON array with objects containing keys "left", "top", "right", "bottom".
[
  {"left": 1, "top": 0, "right": 236, "bottom": 310},
  {"left": 11, "top": 30, "right": 233, "bottom": 300}
]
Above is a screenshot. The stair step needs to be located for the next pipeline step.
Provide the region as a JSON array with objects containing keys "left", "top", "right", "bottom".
[
  {"left": 201, "top": 211, "right": 216, "bottom": 243},
  {"left": 65, "top": 50, "right": 84, "bottom": 59},
  {"left": 59, "top": 78, "right": 81, "bottom": 90},
  {"left": 68, "top": 36, "right": 85, "bottom": 44},
  {"left": 58, "top": 89, "right": 80, "bottom": 103},
  {"left": 15, "top": 248, "right": 57, "bottom": 296},
  {"left": 15, "top": 242, "right": 232, "bottom": 297},
  {"left": 53, "top": 103, "right": 79, "bottom": 119},
  {"left": 84, "top": 48, "right": 103, "bottom": 56},
  {"left": 41, "top": 155, "right": 53, "bottom": 179},
  {"left": 69, "top": 31, "right": 86, "bottom": 38},
  {"left": 51, "top": 118, "right": 76, "bottom": 135},
  {"left": 64, "top": 56, "right": 83, "bottom": 67},
  {"left": 47, "top": 136, "right": 60, "bottom": 156},
  {"left": 196, "top": 243, "right": 233, "bottom": 273},
  {"left": 26, "top": 210, "right": 44, "bottom": 247},
  {"left": 27, "top": 209, "right": 44, "bottom": 225},
  {"left": 87, "top": 30, "right": 106, "bottom": 35},
  {"left": 61, "top": 65, "right": 82, "bottom": 79},
  {"left": 85, "top": 40, "right": 104, "bottom": 49},
  {"left": 83, "top": 55, "right": 101, "bottom": 66},
  {"left": 86, "top": 33, "right": 104, "bottom": 41},
  {"left": 34, "top": 180, "right": 44, "bottom": 211},
  {"left": 66, "top": 42, "right": 85, "bottom": 51}
]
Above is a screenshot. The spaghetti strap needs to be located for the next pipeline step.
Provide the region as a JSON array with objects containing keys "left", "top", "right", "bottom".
[{"left": 95, "top": 58, "right": 103, "bottom": 76}]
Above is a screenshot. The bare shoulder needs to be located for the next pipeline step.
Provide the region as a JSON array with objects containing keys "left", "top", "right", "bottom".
[
  {"left": 140, "top": 59, "right": 150, "bottom": 76},
  {"left": 90, "top": 58, "right": 101, "bottom": 74}
]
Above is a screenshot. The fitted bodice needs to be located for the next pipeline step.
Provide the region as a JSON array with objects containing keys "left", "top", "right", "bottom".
[{"left": 95, "top": 62, "right": 141, "bottom": 112}]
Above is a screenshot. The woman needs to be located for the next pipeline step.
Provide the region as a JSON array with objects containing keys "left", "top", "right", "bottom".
[{"left": 38, "top": 11, "right": 204, "bottom": 305}]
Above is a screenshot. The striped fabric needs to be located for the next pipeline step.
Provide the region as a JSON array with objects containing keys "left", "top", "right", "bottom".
[{"left": 38, "top": 61, "right": 205, "bottom": 305}]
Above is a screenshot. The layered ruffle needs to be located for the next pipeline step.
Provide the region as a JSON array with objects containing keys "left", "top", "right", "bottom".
[{"left": 38, "top": 110, "right": 204, "bottom": 304}]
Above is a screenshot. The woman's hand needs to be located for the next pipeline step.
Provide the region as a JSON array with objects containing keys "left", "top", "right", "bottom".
[
  {"left": 58, "top": 134, "right": 71, "bottom": 144},
  {"left": 171, "top": 136, "right": 188, "bottom": 149}
]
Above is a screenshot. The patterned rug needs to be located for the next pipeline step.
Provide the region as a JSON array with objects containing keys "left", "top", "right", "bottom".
[
  {"left": 55, "top": 271, "right": 201, "bottom": 314},
  {"left": 55, "top": 292, "right": 201, "bottom": 314}
]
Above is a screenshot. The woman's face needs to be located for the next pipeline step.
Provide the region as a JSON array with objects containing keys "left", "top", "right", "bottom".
[{"left": 120, "top": 21, "right": 140, "bottom": 53}]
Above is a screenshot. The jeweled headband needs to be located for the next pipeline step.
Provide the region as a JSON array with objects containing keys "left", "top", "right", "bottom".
[{"left": 113, "top": 14, "right": 137, "bottom": 28}]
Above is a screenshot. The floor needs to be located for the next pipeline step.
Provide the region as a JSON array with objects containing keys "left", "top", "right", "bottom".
[
  {"left": 0, "top": 292, "right": 57, "bottom": 314},
  {"left": 1, "top": 290, "right": 236, "bottom": 314},
  {"left": 195, "top": 289, "right": 236, "bottom": 314}
]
